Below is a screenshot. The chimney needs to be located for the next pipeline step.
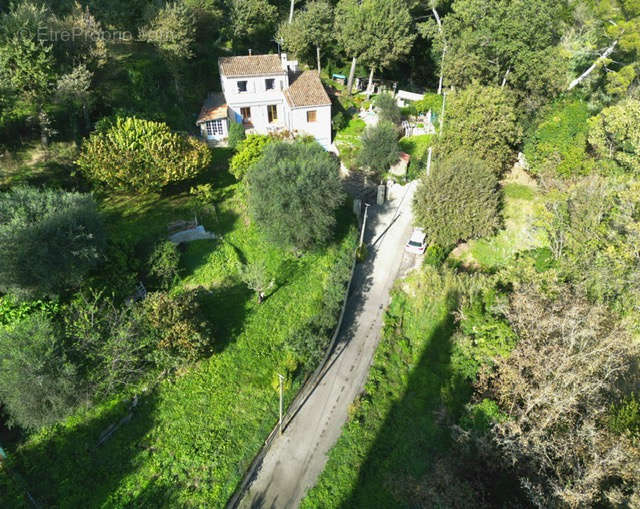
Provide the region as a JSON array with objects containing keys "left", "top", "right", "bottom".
[{"left": 248, "top": 49, "right": 252, "bottom": 56}]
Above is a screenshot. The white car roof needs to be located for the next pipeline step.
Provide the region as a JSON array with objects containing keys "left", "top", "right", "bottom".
[{"left": 410, "top": 229, "right": 426, "bottom": 243}]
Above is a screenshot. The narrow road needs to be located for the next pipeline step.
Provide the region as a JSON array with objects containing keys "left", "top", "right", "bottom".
[{"left": 237, "top": 182, "right": 418, "bottom": 509}]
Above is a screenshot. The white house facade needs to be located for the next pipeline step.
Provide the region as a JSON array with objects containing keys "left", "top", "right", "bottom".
[{"left": 196, "top": 54, "right": 332, "bottom": 149}]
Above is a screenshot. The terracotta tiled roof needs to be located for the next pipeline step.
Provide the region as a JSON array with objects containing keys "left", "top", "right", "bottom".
[
  {"left": 283, "top": 71, "right": 332, "bottom": 109},
  {"left": 196, "top": 93, "right": 227, "bottom": 125},
  {"left": 219, "top": 54, "right": 286, "bottom": 77}
]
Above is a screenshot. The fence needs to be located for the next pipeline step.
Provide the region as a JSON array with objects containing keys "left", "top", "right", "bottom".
[{"left": 226, "top": 247, "right": 359, "bottom": 508}]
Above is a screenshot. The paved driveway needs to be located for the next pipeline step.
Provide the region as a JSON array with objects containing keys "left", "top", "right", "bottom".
[{"left": 238, "top": 182, "right": 418, "bottom": 509}]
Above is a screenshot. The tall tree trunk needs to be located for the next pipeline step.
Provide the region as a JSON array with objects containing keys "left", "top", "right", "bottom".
[
  {"left": 568, "top": 40, "right": 618, "bottom": 90},
  {"left": 432, "top": 5, "right": 445, "bottom": 95},
  {"left": 38, "top": 109, "right": 49, "bottom": 148},
  {"left": 366, "top": 67, "right": 374, "bottom": 98},
  {"left": 346, "top": 56, "right": 357, "bottom": 96},
  {"left": 289, "top": 0, "right": 295, "bottom": 23},
  {"left": 501, "top": 68, "right": 511, "bottom": 88},
  {"left": 316, "top": 46, "right": 321, "bottom": 73},
  {"left": 82, "top": 103, "right": 90, "bottom": 131}
]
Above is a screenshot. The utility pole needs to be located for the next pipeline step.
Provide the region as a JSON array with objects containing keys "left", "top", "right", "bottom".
[
  {"left": 359, "top": 203, "right": 371, "bottom": 248},
  {"left": 278, "top": 373, "right": 285, "bottom": 435},
  {"left": 439, "top": 91, "right": 446, "bottom": 137}
]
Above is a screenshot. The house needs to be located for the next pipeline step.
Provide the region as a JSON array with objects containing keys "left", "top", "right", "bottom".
[
  {"left": 395, "top": 90, "right": 425, "bottom": 108},
  {"left": 196, "top": 53, "right": 332, "bottom": 149}
]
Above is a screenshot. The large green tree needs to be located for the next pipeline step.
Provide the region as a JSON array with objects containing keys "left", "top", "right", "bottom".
[
  {"left": 413, "top": 151, "right": 500, "bottom": 247},
  {"left": 248, "top": 140, "right": 345, "bottom": 249},
  {"left": 438, "top": 83, "right": 521, "bottom": 173},
  {"left": 0, "top": 187, "right": 105, "bottom": 297},
  {"left": 77, "top": 116, "right": 212, "bottom": 192},
  {"left": 139, "top": 2, "right": 196, "bottom": 100},
  {"left": 423, "top": 0, "right": 567, "bottom": 109},
  {"left": 228, "top": 0, "right": 278, "bottom": 52},
  {"left": 335, "top": 0, "right": 415, "bottom": 94},
  {"left": 588, "top": 98, "right": 640, "bottom": 173},
  {"left": 277, "top": 0, "right": 333, "bottom": 72},
  {"left": 0, "top": 313, "right": 82, "bottom": 430}
]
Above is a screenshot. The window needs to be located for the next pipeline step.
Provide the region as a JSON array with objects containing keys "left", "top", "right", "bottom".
[
  {"left": 237, "top": 80, "right": 248, "bottom": 93},
  {"left": 240, "top": 107, "right": 251, "bottom": 122},
  {"left": 206, "top": 120, "right": 223, "bottom": 137},
  {"left": 265, "top": 78, "right": 275, "bottom": 90},
  {"left": 307, "top": 110, "right": 317, "bottom": 123},
  {"left": 267, "top": 104, "right": 278, "bottom": 123}
]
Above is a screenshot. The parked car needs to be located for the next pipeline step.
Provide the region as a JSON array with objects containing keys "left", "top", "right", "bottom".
[{"left": 405, "top": 228, "right": 427, "bottom": 255}]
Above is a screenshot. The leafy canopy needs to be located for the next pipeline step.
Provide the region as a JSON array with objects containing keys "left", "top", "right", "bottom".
[
  {"left": 0, "top": 186, "right": 105, "bottom": 297},
  {"left": 358, "top": 121, "right": 400, "bottom": 175},
  {"left": 229, "top": 133, "right": 272, "bottom": 180},
  {"left": 248, "top": 140, "right": 345, "bottom": 249},
  {"left": 77, "top": 116, "right": 212, "bottom": 192},
  {"left": 438, "top": 84, "right": 521, "bottom": 173},
  {"left": 588, "top": 98, "right": 640, "bottom": 174},
  {"left": 413, "top": 151, "right": 500, "bottom": 248}
]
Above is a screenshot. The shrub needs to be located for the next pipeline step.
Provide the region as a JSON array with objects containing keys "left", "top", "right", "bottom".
[
  {"left": 332, "top": 111, "right": 349, "bottom": 131},
  {"left": 248, "top": 140, "right": 345, "bottom": 249},
  {"left": 413, "top": 151, "right": 500, "bottom": 248},
  {"left": 438, "top": 84, "right": 521, "bottom": 173},
  {"left": 77, "top": 116, "right": 212, "bottom": 193},
  {"left": 0, "top": 313, "right": 82, "bottom": 430},
  {"left": 0, "top": 186, "right": 105, "bottom": 297},
  {"left": 147, "top": 241, "right": 181, "bottom": 290},
  {"left": 374, "top": 93, "right": 401, "bottom": 124},
  {"left": 227, "top": 121, "right": 246, "bottom": 149},
  {"left": 524, "top": 99, "right": 592, "bottom": 177},
  {"left": 140, "top": 291, "right": 210, "bottom": 365},
  {"left": 424, "top": 244, "right": 447, "bottom": 266},
  {"left": 588, "top": 98, "right": 640, "bottom": 174},
  {"left": 357, "top": 121, "right": 400, "bottom": 176},
  {"left": 229, "top": 134, "right": 271, "bottom": 180}
]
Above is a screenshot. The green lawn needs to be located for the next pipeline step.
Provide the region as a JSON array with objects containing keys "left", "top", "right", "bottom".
[
  {"left": 302, "top": 267, "right": 471, "bottom": 507},
  {"left": 334, "top": 116, "right": 366, "bottom": 170},
  {"left": 1, "top": 149, "right": 357, "bottom": 508},
  {"left": 449, "top": 168, "right": 547, "bottom": 271}
]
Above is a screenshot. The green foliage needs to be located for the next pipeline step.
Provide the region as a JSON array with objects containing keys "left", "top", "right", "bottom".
[
  {"left": 140, "top": 291, "right": 210, "bottom": 365},
  {"left": 229, "top": 134, "right": 271, "bottom": 180},
  {"left": 77, "top": 116, "right": 212, "bottom": 193},
  {"left": 424, "top": 244, "right": 447, "bottom": 267},
  {"left": 239, "top": 259, "right": 273, "bottom": 301},
  {"left": 588, "top": 98, "right": 640, "bottom": 174},
  {"left": 403, "top": 92, "right": 442, "bottom": 117},
  {"left": 0, "top": 313, "right": 81, "bottom": 430},
  {"left": 423, "top": 0, "right": 567, "bottom": 108},
  {"left": 227, "top": 121, "right": 246, "bottom": 149},
  {"left": 609, "top": 393, "right": 640, "bottom": 437},
  {"left": 374, "top": 92, "right": 401, "bottom": 124},
  {"left": 357, "top": 121, "right": 400, "bottom": 175},
  {"left": 460, "top": 398, "right": 506, "bottom": 432},
  {"left": 439, "top": 84, "right": 521, "bottom": 174},
  {"left": 147, "top": 241, "right": 181, "bottom": 290},
  {"left": 228, "top": 0, "right": 278, "bottom": 50},
  {"left": 334, "top": 0, "right": 415, "bottom": 73},
  {"left": 524, "top": 99, "right": 592, "bottom": 177},
  {"left": 248, "top": 141, "right": 345, "bottom": 249},
  {"left": 277, "top": 0, "right": 333, "bottom": 70},
  {"left": 0, "top": 294, "right": 59, "bottom": 327},
  {"left": 139, "top": 3, "right": 196, "bottom": 60},
  {"left": 0, "top": 186, "right": 105, "bottom": 297},
  {"left": 331, "top": 111, "right": 349, "bottom": 131},
  {"left": 413, "top": 151, "right": 500, "bottom": 248}
]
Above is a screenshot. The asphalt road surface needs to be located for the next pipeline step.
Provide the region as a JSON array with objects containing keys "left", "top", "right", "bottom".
[{"left": 238, "top": 182, "right": 419, "bottom": 509}]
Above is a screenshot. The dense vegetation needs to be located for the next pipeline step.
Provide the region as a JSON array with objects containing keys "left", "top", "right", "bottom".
[{"left": 1, "top": 0, "right": 639, "bottom": 507}]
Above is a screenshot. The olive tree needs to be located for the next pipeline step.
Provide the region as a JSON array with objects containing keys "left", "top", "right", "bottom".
[
  {"left": 247, "top": 140, "right": 345, "bottom": 249},
  {"left": 0, "top": 186, "right": 105, "bottom": 297}
]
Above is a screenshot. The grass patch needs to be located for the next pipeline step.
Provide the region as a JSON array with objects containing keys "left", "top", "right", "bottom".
[
  {"left": 1, "top": 152, "right": 357, "bottom": 508},
  {"left": 335, "top": 116, "right": 366, "bottom": 170},
  {"left": 302, "top": 267, "right": 470, "bottom": 507},
  {"left": 449, "top": 169, "right": 547, "bottom": 271}
]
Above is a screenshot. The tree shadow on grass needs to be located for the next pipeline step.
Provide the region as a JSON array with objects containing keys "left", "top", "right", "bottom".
[
  {"left": 339, "top": 288, "right": 525, "bottom": 508},
  {"left": 3, "top": 390, "right": 161, "bottom": 508},
  {"left": 197, "top": 283, "right": 254, "bottom": 354}
]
